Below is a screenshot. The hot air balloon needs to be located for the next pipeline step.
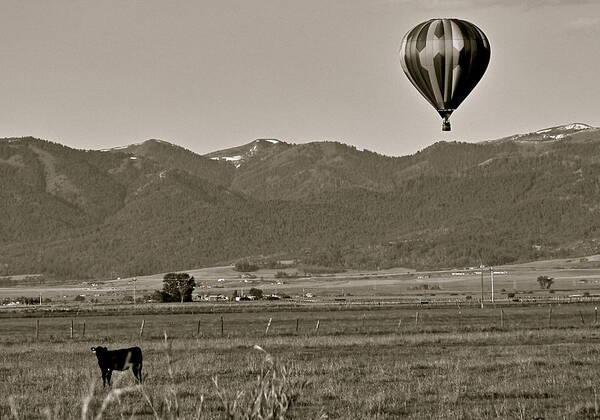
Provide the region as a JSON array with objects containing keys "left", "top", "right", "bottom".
[{"left": 399, "top": 19, "right": 490, "bottom": 131}]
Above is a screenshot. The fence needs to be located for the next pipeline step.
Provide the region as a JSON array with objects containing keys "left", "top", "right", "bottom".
[{"left": 6, "top": 303, "right": 600, "bottom": 343}]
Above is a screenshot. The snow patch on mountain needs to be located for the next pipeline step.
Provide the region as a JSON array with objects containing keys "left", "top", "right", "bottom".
[
  {"left": 499, "top": 123, "right": 594, "bottom": 143},
  {"left": 205, "top": 138, "right": 285, "bottom": 168},
  {"left": 534, "top": 123, "right": 592, "bottom": 135},
  {"left": 100, "top": 142, "right": 144, "bottom": 152},
  {"left": 213, "top": 155, "right": 242, "bottom": 162},
  {"left": 563, "top": 123, "right": 591, "bottom": 130},
  {"left": 209, "top": 155, "right": 243, "bottom": 168}
]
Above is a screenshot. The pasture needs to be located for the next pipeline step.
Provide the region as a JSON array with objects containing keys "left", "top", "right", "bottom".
[{"left": 2, "top": 303, "right": 600, "bottom": 419}]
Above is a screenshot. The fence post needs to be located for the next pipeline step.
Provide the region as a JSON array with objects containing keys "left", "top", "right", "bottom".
[
  {"left": 580, "top": 310, "right": 585, "bottom": 325},
  {"left": 296, "top": 318, "right": 299, "bottom": 334},
  {"left": 362, "top": 313, "right": 366, "bottom": 333},
  {"left": 548, "top": 307, "right": 552, "bottom": 328},
  {"left": 315, "top": 320, "right": 320, "bottom": 334},
  {"left": 82, "top": 321, "right": 86, "bottom": 338},
  {"left": 220, "top": 316, "right": 224, "bottom": 337},
  {"left": 595, "top": 307, "right": 598, "bottom": 325},
  {"left": 35, "top": 319, "right": 39, "bottom": 340},
  {"left": 265, "top": 318, "right": 272, "bottom": 335},
  {"left": 415, "top": 311, "right": 419, "bottom": 326},
  {"left": 139, "top": 319, "right": 145, "bottom": 337},
  {"left": 70, "top": 320, "right": 74, "bottom": 339},
  {"left": 396, "top": 319, "right": 402, "bottom": 333},
  {"left": 197, "top": 319, "right": 201, "bottom": 337},
  {"left": 500, "top": 309, "right": 504, "bottom": 328}
]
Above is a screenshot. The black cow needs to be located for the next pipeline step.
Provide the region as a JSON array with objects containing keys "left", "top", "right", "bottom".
[{"left": 91, "top": 346, "right": 143, "bottom": 387}]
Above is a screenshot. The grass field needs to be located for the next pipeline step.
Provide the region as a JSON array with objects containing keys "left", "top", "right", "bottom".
[{"left": 2, "top": 303, "right": 600, "bottom": 419}]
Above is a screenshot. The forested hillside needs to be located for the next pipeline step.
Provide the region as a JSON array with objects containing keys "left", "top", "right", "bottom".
[{"left": 1, "top": 124, "right": 599, "bottom": 280}]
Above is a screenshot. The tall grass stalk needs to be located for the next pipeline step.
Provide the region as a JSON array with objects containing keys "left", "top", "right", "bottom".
[{"left": 212, "top": 345, "right": 308, "bottom": 420}]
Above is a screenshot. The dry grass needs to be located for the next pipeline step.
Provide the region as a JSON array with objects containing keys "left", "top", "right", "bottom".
[
  {"left": 2, "top": 334, "right": 306, "bottom": 420},
  {"left": 2, "top": 304, "right": 600, "bottom": 418}
]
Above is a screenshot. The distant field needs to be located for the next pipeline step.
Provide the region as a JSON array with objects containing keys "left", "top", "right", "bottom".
[
  {"left": 3, "top": 255, "right": 600, "bottom": 305},
  {"left": 2, "top": 304, "right": 600, "bottom": 418}
]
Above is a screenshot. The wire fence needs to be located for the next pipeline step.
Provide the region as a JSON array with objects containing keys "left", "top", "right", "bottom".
[{"left": 3, "top": 302, "right": 600, "bottom": 343}]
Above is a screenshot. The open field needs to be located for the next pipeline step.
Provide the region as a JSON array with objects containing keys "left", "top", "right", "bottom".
[
  {"left": 3, "top": 303, "right": 600, "bottom": 419},
  {"left": 4, "top": 257, "right": 600, "bottom": 418},
  {"left": 3, "top": 255, "right": 600, "bottom": 306}
]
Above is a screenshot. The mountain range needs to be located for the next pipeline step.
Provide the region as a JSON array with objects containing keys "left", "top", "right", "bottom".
[{"left": 1, "top": 123, "right": 599, "bottom": 280}]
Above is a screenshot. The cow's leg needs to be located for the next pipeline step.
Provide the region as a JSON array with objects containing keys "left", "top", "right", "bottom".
[
  {"left": 101, "top": 370, "right": 107, "bottom": 388},
  {"left": 106, "top": 370, "right": 112, "bottom": 387},
  {"left": 132, "top": 365, "right": 141, "bottom": 383}
]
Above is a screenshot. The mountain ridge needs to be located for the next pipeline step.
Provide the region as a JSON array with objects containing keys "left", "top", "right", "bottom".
[
  {"left": 1, "top": 122, "right": 599, "bottom": 280},
  {"left": 99, "top": 122, "right": 599, "bottom": 160}
]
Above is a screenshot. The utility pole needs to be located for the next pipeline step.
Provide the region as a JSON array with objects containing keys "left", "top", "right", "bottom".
[
  {"left": 480, "top": 266, "right": 484, "bottom": 309},
  {"left": 490, "top": 267, "right": 494, "bottom": 303}
]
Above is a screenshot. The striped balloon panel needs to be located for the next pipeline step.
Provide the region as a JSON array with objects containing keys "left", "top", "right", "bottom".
[{"left": 399, "top": 19, "right": 490, "bottom": 117}]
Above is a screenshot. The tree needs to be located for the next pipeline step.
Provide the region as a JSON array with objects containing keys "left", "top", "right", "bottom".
[
  {"left": 235, "top": 261, "right": 259, "bottom": 272},
  {"left": 537, "top": 275, "right": 554, "bottom": 290},
  {"left": 248, "top": 287, "right": 263, "bottom": 299},
  {"left": 161, "top": 272, "right": 196, "bottom": 302}
]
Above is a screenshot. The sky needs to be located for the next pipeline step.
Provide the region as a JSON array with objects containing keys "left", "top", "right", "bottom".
[{"left": 1, "top": 0, "right": 599, "bottom": 157}]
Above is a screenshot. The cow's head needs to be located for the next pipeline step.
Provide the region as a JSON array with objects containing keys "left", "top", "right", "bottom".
[{"left": 91, "top": 346, "right": 108, "bottom": 354}]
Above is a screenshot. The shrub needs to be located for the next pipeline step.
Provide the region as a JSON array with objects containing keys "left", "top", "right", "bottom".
[
  {"left": 262, "top": 259, "right": 295, "bottom": 269},
  {"left": 235, "top": 261, "right": 259, "bottom": 272},
  {"left": 248, "top": 288, "right": 263, "bottom": 299},
  {"left": 1, "top": 296, "right": 41, "bottom": 305},
  {"left": 537, "top": 275, "right": 554, "bottom": 289},
  {"left": 146, "top": 290, "right": 167, "bottom": 302},
  {"left": 409, "top": 283, "right": 441, "bottom": 291}
]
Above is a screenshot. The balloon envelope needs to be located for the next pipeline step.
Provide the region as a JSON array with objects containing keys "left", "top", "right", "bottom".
[{"left": 399, "top": 19, "right": 490, "bottom": 131}]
